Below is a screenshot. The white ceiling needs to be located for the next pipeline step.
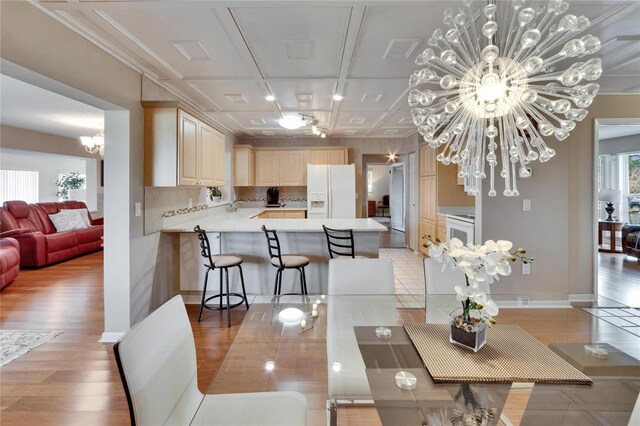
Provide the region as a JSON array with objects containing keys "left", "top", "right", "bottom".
[
  {"left": 30, "top": 0, "right": 640, "bottom": 139},
  {"left": 599, "top": 124, "right": 640, "bottom": 140},
  {"left": 0, "top": 74, "right": 104, "bottom": 139}
]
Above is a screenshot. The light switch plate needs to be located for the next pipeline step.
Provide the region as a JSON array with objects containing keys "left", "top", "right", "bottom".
[
  {"left": 522, "top": 263, "right": 531, "bottom": 275},
  {"left": 522, "top": 199, "right": 531, "bottom": 211},
  {"left": 188, "top": 198, "right": 193, "bottom": 208},
  {"left": 134, "top": 202, "right": 142, "bottom": 217}
]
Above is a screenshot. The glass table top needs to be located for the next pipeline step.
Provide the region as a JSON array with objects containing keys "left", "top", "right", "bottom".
[{"left": 192, "top": 295, "right": 640, "bottom": 426}]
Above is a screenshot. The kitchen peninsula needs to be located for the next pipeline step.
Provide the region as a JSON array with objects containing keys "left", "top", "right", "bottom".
[{"left": 162, "top": 207, "right": 387, "bottom": 297}]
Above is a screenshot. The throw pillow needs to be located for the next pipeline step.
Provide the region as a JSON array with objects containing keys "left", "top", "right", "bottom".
[
  {"left": 62, "top": 208, "right": 91, "bottom": 227},
  {"left": 49, "top": 210, "right": 88, "bottom": 232}
]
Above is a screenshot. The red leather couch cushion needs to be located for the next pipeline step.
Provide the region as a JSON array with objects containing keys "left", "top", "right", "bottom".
[
  {"left": 0, "top": 238, "right": 20, "bottom": 289},
  {"left": 4, "top": 201, "right": 45, "bottom": 233}
]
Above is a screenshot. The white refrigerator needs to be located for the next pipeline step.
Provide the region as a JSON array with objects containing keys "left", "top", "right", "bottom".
[{"left": 307, "top": 164, "right": 356, "bottom": 218}]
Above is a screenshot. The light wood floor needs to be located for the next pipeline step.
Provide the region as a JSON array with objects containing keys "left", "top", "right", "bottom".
[
  {"left": 598, "top": 252, "right": 640, "bottom": 307},
  {"left": 1, "top": 251, "right": 638, "bottom": 425}
]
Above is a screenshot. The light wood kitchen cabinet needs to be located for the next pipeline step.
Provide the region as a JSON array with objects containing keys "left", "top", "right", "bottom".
[
  {"left": 234, "top": 145, "right": 255, "bottom": 186},
  {"left": 257, "top": 210, "right": 306, "bottom": 219},
  {"left": 437, "top": 214, "right": 447, "bottom": 242},
  {"left": 197, "top": 121, "right": 215, "bottom": 186},
  {"left": 420, "top": 145, "right": 437, "bottom": 177},
  {"left": 178, "top": 110, "right": 199, "bottom": 186},
  {"left": 255, "top": 151, "right": 280, "bottom": 186},
  {"left": 308, "top": 150, "right": 327, "bottom": 165},
  {"left": 419, "top": 143, "right": 438, "bottom": 253},
  {"left": 419, "top": 218, "right": 436, "bottom": 255},
  {"left": 279, "top": 151, "right": 305, "bottom": 186},
  {"left": 213, "top": 130, "right": 225, "bottom": 187},
  {"left": 284, "top": 210, "right": 306, "bottom": 219},
  {"left": 327, "top": 149, "right": 346, "bottom": 165},
  {"left": 144, "top": 104, "right": 226, "bottom": 187}
]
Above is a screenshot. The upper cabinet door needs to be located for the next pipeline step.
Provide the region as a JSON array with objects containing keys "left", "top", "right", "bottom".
[
  {"left": 255, "top": 151, "right": 280, "bottom": 186},
  {"left": 198, "top": 122, "right": 215, "bottom": 187},
  {"left": 234, "top": 146, "right": 254, "bottom": 187},
  {"left": 279, "top": 150, "right": 305, "bottom": 186},
  {"left": 327, "top": 149, "right": 346, "bottom": 165},
  {"left": 420, "top": 145, "right": 437, "bottom": 177},
  {"left": 309, "top": 150, "right": 327, "bottom": 165},
  {"left": 178, "top": 110, "right": 199, "bottom": 186},
  {"left": 212, "top": 130, "right": 225, "bottom": 187}
]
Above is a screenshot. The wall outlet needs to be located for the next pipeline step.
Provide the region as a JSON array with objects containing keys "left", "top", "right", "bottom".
[
  {"left": 522, "top": 199, "right": 531, "bottom": 211},
  {"left": 188, "top": 198, "right": 193, "bottom": 208},
  {"left": 517, "top": 296, "right": 531, "bottom": 306},
  {"left": 522, "top": 262, "right": 531, "bottom": 275},
  {"left": 134, "top": 202, "right": 142, "bottom": 217}
]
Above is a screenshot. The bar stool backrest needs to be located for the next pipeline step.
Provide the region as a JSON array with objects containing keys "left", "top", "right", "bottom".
[
  {"left": 261, "top": 225, "right": 284, "bottom": 266},
  {"left": 194, "top": 225, "right": 214, "bottom": 267},
  {"left": 322, "top": 225, "right": 355, "bottom": 258}
]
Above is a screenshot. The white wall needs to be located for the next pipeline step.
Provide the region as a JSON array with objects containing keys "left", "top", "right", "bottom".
[
  {"left": 368, "top": 164, "right": 389, "bottom": 204},
  {"left": 0, "top": 148, "right": 98, "bottom": 209}
]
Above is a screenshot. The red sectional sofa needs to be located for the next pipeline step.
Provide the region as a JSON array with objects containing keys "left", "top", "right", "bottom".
[
  {"left": 0, "top": 236, "right": 21, "bottom": 289},
  {"left": 0, "top": 200, "right": 103, "bottom": 267}
]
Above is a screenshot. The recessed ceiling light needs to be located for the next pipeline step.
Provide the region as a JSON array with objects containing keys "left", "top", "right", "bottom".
[
  {"left": 265, "top": 95, "right": 276, "bottom": 102},
  {"left": 332, "top": 94, "right": 344, "bottom": 101}
]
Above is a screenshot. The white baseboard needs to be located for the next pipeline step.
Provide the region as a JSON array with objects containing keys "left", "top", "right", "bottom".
[
  {"left": 496, "top": 300, "right": 572, "bottom": 308},
  {"left": 99, "top": 332, "right": 125, "bottom": 343},
  {"left": 569, "top": 294, "right": 596, "bottom": 302}
]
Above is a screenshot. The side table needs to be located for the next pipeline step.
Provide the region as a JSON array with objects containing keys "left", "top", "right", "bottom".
[{"left": 598, "top": 220, "right": 625, "bottom": 253}]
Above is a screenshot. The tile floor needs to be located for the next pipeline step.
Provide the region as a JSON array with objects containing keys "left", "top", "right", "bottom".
[
  {"left": 582, "top": 306, "right": 640, "bottom": 337},
  {"left": 379, "top": 248, "right": 426, "bottom": 308}
]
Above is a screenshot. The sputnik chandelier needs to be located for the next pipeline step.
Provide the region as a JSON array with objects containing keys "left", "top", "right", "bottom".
[{"left": 409, "top": 0, "right": 602, "bottom": 197}]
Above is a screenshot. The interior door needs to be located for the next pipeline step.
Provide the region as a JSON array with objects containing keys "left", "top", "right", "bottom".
[{"left": 390, "top": 163, "right": 405, "bottom": 232}]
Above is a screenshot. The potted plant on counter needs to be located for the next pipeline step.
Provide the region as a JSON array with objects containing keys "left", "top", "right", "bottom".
[
  {"left": 424, "top": 236, "right": 533, "bottom": 352},
  {"left": 208, "top": 187, "right": 222, "bottom": 202}
]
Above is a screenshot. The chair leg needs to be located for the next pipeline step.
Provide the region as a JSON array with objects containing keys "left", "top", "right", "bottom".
[
  {"left": 278, "top": 268, "right": 284, "bottom": 295},
  {"left": 198, "top": 268, "right": 210, "bottom": 322},
  {"left": 298, "top": 268, "right": 305, "bottom": 295},
  {"left": 301, "top": 267, "right": 308, "bottom": 295},
  {"left": 238, "top": 265, "right": 249, "bottom": 310},
  {"left": 273, "top": 268, "right": 280, "bottom": 295},
  {"left": 219, "top": 268, "right": 223, "bottom": 309},
  {"left": 224, "top": 268, "right": 231, "bottom": 327}
]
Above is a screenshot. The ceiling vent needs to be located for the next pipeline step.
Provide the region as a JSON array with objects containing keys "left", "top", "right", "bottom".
[
  {"left": 383, "top": 39, "right": 420, "bottom": 60},
  {"left": 249, "top": 118, "right": 266, "bottom": 125},
  {"left": 224, "top": 94, "right": 248, "bottom": 104},
  {"left": 296, "top": 93, "right": 313, "bottom": 103},
  {"left": 262, "top": 130, "right": 275, "bottom": 136},
  {"left": 344, "top": 130, "right": 357, "bottom": 135},
  {"left": 384, "top": 130, "right": 399, "bottom": 135},
  {"left": 172, "top": 40, "right": 212, "bottom": 61},
  {"left": 350, "top": 117, "right": 366, "bottom": 124}
]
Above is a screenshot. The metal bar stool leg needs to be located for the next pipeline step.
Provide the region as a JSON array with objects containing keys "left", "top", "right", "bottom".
[
  {"left": 273, "top": 269, "right": 280, "bottom": 295},
  {"left": 301, "top": 267, "right": 308, "bottom": 295},
  {"left": 278, "top": 268, "right": 284, "bottom": 295},
  {"left": 224, "top": 268, "right": 231, "bottom": 327},
  {"left": 198, "top": 268, "right": 210, "bottom": 322},
  {"left": 298, "top": 268, "right": 305, "bottom": 295},
  {"left": 238, "top": 265, "right": 249, "bottom": 310},
  {"left": 219, "top": 268, "right": 223, "bottom": 309}
]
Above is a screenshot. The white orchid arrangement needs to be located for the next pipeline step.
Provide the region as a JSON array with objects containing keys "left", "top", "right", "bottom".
[{"left": 425, "top": 236, "right": 533, "bottom": 326}]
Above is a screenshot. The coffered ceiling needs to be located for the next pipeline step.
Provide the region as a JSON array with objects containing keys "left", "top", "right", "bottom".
[{"left": 32, "top": 0, "right": 640, "bottom": 138}]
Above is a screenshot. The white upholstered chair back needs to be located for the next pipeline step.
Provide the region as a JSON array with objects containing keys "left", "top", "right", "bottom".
[
  {"left": 114, "top": 296, "right": 203, "bottom": 426},
  {"left": 327, "top": 258, "right": 395, "bottom": 295},
  {"left": 327, "top": 258, "right": 396, "bottom": 400}
]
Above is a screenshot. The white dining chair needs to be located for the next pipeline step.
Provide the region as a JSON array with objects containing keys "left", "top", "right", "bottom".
[
  {"left": 326, "top": 258, "right": 396, "bottom": 425},
  {"left": 114, "top": 295, "right": 307, "bottom": 426}
]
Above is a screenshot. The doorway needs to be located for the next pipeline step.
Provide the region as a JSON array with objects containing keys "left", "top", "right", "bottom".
[
  {"left": 594, "top": 119, "right": 640, "bottom": 308},
  {"left": 390, "top": 163, "right": 405, "bottom": 232}
]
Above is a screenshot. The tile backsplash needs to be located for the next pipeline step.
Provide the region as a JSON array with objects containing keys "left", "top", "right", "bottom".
[{"left": 234, "top": 186, "right": 307, "bottom": 202}]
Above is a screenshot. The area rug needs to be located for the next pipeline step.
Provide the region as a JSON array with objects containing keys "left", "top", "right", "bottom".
[
  {"left": 404, "top": 323, "right": 592, "bottom": 384},
  {"left": 0, "top": 329, "right": 63, "bottom": 366}
]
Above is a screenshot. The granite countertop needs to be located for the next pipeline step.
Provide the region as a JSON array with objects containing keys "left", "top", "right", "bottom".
[{"left": 162, "top": 208, "right": 387, "bottom": 233}]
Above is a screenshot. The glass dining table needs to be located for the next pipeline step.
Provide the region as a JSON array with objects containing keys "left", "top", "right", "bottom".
[{"left": 192, "top": 294, "right": 640, "bottom": 426}]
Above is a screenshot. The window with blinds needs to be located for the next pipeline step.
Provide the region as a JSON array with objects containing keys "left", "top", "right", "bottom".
[{"left": 0, "top": 170, "right": 39, "bottom": 204}]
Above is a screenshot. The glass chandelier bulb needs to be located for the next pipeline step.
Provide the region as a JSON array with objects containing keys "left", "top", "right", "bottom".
[{"left": 408, "top": 0, "right": 601, "bottom": 197}]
